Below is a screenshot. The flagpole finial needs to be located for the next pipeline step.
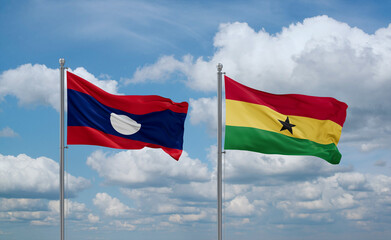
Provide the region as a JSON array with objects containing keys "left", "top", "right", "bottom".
[
  {"left": 217, "top": 63, "right": 223, "bottom": 72},
  {"left": 59, "top": 58, "right": 65, "bottom": 66}
]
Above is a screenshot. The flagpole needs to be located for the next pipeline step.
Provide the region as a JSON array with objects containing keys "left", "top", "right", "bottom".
[
  {"left": 217, "top": 63, "right": 223, "bottom": 240},
  {"left": 59, "top": 58, "right": 65, "bottom": 240}
]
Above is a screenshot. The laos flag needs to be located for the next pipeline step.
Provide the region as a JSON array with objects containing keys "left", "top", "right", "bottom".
[{"left": 67, "top": 72, "right": 188, "bottom": 160}]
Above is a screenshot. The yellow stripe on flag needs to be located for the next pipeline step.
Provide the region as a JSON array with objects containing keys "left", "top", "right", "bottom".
[{"left": 226, "top": 99, "right": 343, "bottom": 145}]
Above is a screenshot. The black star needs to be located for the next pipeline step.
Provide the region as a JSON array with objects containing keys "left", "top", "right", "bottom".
[{"left": 278, "top": 116, "right": 296, "bottom": 134}]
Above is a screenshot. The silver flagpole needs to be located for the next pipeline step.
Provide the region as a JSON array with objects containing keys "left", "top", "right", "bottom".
[
  {"left": 59, "top": 58, "right": 65, "bottom": 240},
  {"left": 217, "top": 63, "right": 223, "bottom": 240}
]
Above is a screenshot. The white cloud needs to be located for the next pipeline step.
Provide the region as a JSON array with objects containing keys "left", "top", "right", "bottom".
[
  {"left": 168, "top": 214, "right": 182, "bottom": 223},
  {"left": 226, "top": 217, "right": 250, "bottom": 227},
  {"left": 341, "top": 207, "right": 368, "bottom": 220},
  {"left": 93, "top": 193, "right": 132, "bottom": 217},
  {"left": 0, "top": 198, "right": 44, "bottom": 211},
  {"left": 48, "top": 199, "right": 88, "bottom": 220},
  {"left": 130, "top": 217, "right": 155, "bottom": 225},
  {"left": 86, "top": 149, "right": 210, "bottom": 187},
  {"left": 189, "top": 97, "right": 219, "bottom": 135},
  {"left": 71, "top": 67, "right": 119, "bottom": 94},
  {"left": 0, "top": 153, "right": 90, "bottom": 198},
  {"left": 156, "top": 204, "right": 179, "bottom": 214},
  {"left": 293, "top": 182, "right": 322, "bottom": 201},
  {"left": 337, "top": 172, "right": 369, "bottom": 191},
  {"left": 225, "top": 196, "right": 255, "bottom": 216},
  {"left": 88, "top": 213, "right": 100, "bottom": 223},
  {"left": 110, "top": 220, "right": 136, "bottom": 231},
  {"left": 0, "top": 198, "right": 89, "bottom": 225},
  {"left": 223, "top": 150, "right": 348, "bottom": 185},
  {"left": 125, "top": 55, "right": 193, "bottom": 84},
  {"left": 330, "top": 193, "right": 356, "bottom": 209},
  {"left": 30, "top": 216, "right": 57, "bottom": 226},
  {"left": 0, "top": 64, "right": 58, "bottom": 109},
  {"left": 366, "top": 174, "right": 391, "bottom": 194},
  {"left": 172, "top": 181, "right": 217, "bottom": 201},
  {"left": 121, "top": 186, "right": 205, "bottom": 218},
  {"left": 4, "top": 211, "right": 46, "bottom": 221},
  {"left": 48, "top": 199, "right": 87, "bottom": 213},
  {"left": 0, "top": 64, "right": 119, "bottom": 111},
  {"left": 121, "top": 187, "right": 173, "bottom": 200},
  {"left": 0, "top": 127, "right": 18, "bottom": 138},
  {"left": 295, "top": 199, "right": 326, "bottom": 210},
  {"left": 168, "top": 211, "right": 208, "bottom": 224}
]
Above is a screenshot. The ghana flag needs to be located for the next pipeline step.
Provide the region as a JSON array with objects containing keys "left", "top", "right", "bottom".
[{"left": 224, "top": 76, "right": 348, "bottom": 164}]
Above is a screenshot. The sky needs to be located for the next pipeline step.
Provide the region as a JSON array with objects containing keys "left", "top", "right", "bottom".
[{"left": 1, "top": 0, "right": 391, "bottom": 240}]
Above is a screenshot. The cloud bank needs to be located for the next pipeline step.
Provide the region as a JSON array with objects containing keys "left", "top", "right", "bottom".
[
  {"left": 83, "top": 146, "right": 391, "bottom": 235},
  {"left": 0, "top": 153, "right": 90, "bottom": 199},
  {"left": 86, "top": 149, "right": 210, "bottom": 187}
]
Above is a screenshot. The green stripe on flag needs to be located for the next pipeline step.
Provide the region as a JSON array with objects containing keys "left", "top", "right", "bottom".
[{"left": 224, "top": 125, "right": 341, "bottom": 164}]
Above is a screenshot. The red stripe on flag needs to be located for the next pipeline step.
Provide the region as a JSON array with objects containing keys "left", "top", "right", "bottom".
[
  {"left": 225, "top": 76, "right": 348, "bottom": 127},
  {"left": 67, "top": 72, "right": 188, "bottom": 115},
  {"left": 67, "top": 126, "right": 183, "bottom": 160}
]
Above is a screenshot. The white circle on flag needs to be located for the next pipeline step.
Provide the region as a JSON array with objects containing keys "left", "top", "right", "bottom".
[{"left": 110, "top": 113, "right": 141, "bottom": 135}]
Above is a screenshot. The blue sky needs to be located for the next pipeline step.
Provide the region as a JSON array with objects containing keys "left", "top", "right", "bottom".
[{"left": 1, "top": 0, "right": 391, "bottom": 240}]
